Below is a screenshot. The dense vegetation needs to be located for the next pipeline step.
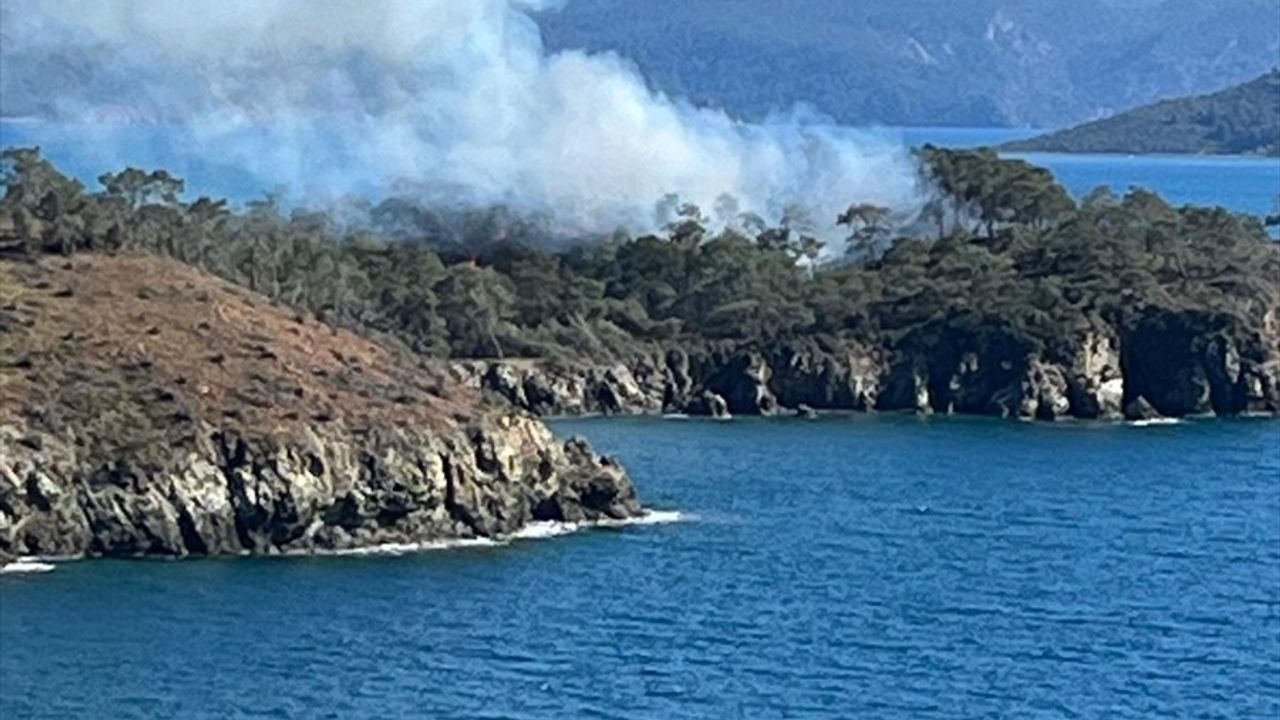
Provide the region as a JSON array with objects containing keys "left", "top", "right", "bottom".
[
  {"left": 2, "top": 146, "right": 1277, "bottom": 372},
  {"left": 1005, "top": 70, "right": 1280, "bottom": 156},
  {"left": 537, "top": 0, "right": 1280, "bottom": 127}
]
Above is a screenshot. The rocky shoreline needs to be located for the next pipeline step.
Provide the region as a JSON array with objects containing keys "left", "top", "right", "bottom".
[
  {"left": 0, "top": 256, "right": 641, "bottom": 563},
  {"left": 0, "top": 417, "right": 640, "bottom": 563},
  {"left": 0, "top": 416, "right": 639, "bottom": 564},
  {"left": 3, "top": 254, "right": 1275, "bottom": 564},
  {"left": 452, "top": 309, "right": 1280, "bottom": 422}
]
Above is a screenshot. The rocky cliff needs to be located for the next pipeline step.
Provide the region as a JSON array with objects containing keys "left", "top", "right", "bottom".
[
  {"left": 454, "top": 310, "right": 1280, "bottom": 422},
  {"left": 0, "top": 255, "right": 640, "bottom": 562}
]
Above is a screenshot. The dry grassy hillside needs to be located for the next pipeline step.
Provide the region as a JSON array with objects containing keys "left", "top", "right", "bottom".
[{"left": 1, "top": 253, "right": 478, "bottom": 451}]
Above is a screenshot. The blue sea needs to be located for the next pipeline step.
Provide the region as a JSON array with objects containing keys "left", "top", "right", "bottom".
[
  {"left": 3, "top": 122, "right": 1278, "bottom": 220},
  {"left": 889, "top": 126, "right": 1280, "bottom": 220},
  {"left": 3, "top": 416, "right": 1278, "bottom": 718}
]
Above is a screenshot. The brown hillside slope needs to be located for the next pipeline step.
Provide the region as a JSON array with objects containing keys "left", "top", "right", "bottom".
[
  {"left": 1, "top": 254, "right": 474, "bottom": 435},
  {"left": 0, "top": 254, "right": 641, "bottom": 560}
]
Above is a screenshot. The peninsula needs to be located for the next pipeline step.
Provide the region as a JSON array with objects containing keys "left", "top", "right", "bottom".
[
  {"left": 1003, "top": 69, "right": 1280, "bottom": 156},
  {"left": 0, "top": 250, "right": 641, "bottom": 562}
]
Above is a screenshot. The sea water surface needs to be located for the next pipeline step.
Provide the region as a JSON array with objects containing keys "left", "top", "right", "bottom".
[
  {"left": 888, "top": 126, "right": 1280, "bottom": 219},
  {"left": 3, "top": 121, "right": 1278, "bottom": 219},
  {"left": 2, "top": 417, "right": 1278, "bottom": 718}
]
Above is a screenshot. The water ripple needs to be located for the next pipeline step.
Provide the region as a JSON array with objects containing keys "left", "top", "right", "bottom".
[{"left": 2, "top": 417, "right": 1278, "bottom": 719}]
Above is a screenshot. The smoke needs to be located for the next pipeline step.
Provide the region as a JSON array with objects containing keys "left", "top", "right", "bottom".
[{"left": 0, "top": 0, "right": 920, "bottom": 233}]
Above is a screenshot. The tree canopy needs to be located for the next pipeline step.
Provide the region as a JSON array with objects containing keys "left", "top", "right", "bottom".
[
  {"left": 3, "top": 146, "right": 1276, "bottom": 367},
  {"left": 1004, "top": 69, "right": 1280, "bottom": 156}
]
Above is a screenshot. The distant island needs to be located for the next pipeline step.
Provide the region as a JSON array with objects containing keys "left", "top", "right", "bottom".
[{"left": 1003, "top": 69, "right": 1280, "bottom": 156}]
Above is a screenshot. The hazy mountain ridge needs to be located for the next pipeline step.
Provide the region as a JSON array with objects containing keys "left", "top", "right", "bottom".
[
  {"left": 537, "top": 0, "right": 1280, "bottom": 127},
  {"left": 1003, "top": 70, "right": 1280, "bottom": 155}
]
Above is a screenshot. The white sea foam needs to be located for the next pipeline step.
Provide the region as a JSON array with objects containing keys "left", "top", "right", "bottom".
[
  {"left": 508, "top": 521, "right": 582, "bottom": 541},
  {"left": 1129, "top": 418, "right": 1184, "bottom": 427},
  {"left": 0, "top": 511, "right": 688, "bottom": 568},
  {"left": 306, "top": 537, "right": 506, "bottom": 557},
  {"left": 295, "top": 510, "right": 689, "bottom": 557},
  {"left": 0, "top": 559, "right": 57, "bottom": 575},
  {"left": 508, "top": 509, "right": 691, "bottom": 541},
  {"left": 605, "top": 509, "right": 690, "bottom": 527}
]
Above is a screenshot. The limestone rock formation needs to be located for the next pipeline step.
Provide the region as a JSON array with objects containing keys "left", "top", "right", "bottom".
[
  {"left": 1067, "top": 330, "right": 1125, "bottom": 419},
  {"left": 456, "top": 309, "right": 1279, "bottom": 423},
  {"left": 1124, "top": 396, "right": 1163, "bottom": 421}
]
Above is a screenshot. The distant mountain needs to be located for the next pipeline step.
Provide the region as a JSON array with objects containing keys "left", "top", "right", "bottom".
[
  {"left": 537, "top": 0, "right": 1280, "bottom": 128},
  {"left": 1002, "top": 70, "right": 1280, "bottom": 155}
]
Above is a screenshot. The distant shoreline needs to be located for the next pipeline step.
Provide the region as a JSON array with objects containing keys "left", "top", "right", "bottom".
[
  {"left": 1000, "top": 70, "right": 1280, "bottom": 158},
  {"left": 1000, "top": 145, "right": 1280, "bottom": 161}
]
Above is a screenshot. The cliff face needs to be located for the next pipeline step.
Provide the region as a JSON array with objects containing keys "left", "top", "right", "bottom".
[
  {"left": 0, "top": 417, "right": 636, "bottom": 559},
  {"left": 454, "top": 310, "right": 1280, "bottom": 422},
  {"left": 1120, "top": 309, "right": 1280, "bottom": 417},
  {"left": 0, "top": 256, "right": 639, "bottom": 561}
]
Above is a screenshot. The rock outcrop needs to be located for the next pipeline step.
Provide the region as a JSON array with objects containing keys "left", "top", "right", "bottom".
[
  {"left": 1066, "top": 329, "right": 1125, "bottom": 419},
  {"left": 0, "top": 256, "right": 641, "bottom": 559},
  {"left": 0, "top": 416, "right": 637, "bottom": 558},
  {"left": 1120, "top": 309, "right": 1280, "bottom": 417},
  {"left": 454, "top": 310, "right": 1280, "bottom": 422}
]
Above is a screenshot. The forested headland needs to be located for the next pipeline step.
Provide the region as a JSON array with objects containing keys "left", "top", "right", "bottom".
[
  {"left": 3, "top": 145, "right": 1278, "bottom": 421},
  {"left": 1004, "top": 69, "right": 1280, "bottom": 156}
]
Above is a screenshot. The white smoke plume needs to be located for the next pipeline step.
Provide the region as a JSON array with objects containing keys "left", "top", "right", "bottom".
[{"left": 0, "top": 0, "right": 920, "bottom": 233}]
